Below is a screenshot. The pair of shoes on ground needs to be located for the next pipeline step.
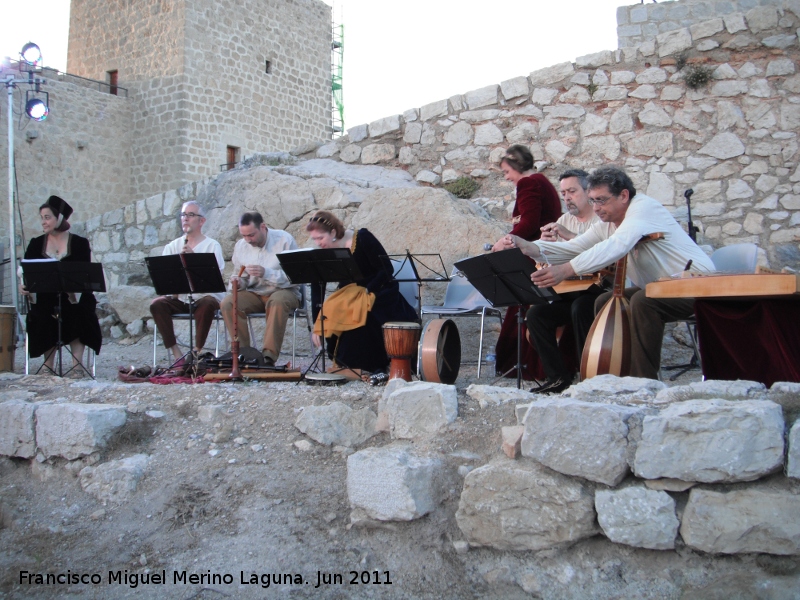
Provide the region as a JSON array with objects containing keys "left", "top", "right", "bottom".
[{"left": 530, "top": 374, "right": 573, "bottom": 395}]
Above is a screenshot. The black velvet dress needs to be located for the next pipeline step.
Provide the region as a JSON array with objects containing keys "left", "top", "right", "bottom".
[
  {"left": 23, "top": 234, "right": 103, "bottom": 358},
  {"left": 311, "top": 229, "right": 417, "bottom": 373}
]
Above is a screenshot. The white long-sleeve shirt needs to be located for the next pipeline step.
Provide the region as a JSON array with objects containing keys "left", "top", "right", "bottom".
[
  {"left": 162, "top": 235, "right": 225, "bottom": 302},
  {"left": 231, "top": 229, "right": 300, "bottom": 300},
  {"left": 535, "top": 193, "right": 715, "bottom": 288}
]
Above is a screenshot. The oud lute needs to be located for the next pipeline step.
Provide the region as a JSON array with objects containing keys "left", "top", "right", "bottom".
[{"left": 579, "top": 233, "right": 664, "bottom": 379}]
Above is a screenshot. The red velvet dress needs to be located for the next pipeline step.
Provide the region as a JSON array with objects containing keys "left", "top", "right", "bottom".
[{"left": 494, "top": 174, "right": 562, "bottom": 381}]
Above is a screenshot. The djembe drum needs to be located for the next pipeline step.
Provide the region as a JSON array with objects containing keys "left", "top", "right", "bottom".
[{"left": 382, "top": 321, "right": 421, "bottom": 381}]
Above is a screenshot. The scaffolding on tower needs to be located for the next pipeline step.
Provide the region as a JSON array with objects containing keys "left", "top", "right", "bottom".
[{"left": 331, "top": 18, "right": 344, "bottom": 138}]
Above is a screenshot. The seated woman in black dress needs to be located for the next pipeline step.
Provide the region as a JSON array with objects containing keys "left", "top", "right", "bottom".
[
  {"left": 19, "top": 196, "right": 102, "bottom": 374},
  {"left": 306, "top": 210, "right": 417, "bottom": 379}
]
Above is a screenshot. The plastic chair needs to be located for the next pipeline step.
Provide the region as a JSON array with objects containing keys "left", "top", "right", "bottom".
[
  {"left": 710, "top": 243, "right": 759, "bottom": 274},
  {"left": 245, "top": 285, "right": 310, "bottom": 367},
  {"left": 25, "top": 331, "right": 96, "bottom": 377},
  {"left": 390, "top": 258, "right": 421, "bottom": 316},
  {"left": 152, "top": 309, "right": 224, "bottom": 368},
  {"left": 420, "top": 269, "right": 502, "bottom": 377}
]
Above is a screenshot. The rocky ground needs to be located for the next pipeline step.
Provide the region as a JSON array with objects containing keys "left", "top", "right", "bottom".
[{"left": 1, "top": 320, "right": 797, "bottom": 600}]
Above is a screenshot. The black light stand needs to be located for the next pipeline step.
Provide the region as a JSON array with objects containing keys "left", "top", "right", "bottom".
[{"left": 454, "top": 249, "right": 557, "bottom": 389}]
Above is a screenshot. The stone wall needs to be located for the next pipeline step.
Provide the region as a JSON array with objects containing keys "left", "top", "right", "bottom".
[
  {"left": 456, "top": 377, "right": 800, "bottom": 556},
  {"left": 68, "top": 0, "right": 332, "bottom": 200},
  {"left": 297, "top": 3, "right": 800, "bottom": 270},
  {"left": 616, "top": 0, "right": 789, "bottom": 47},
  {"left": 0, "top": 65, "right": 133, "bottom": 245}
]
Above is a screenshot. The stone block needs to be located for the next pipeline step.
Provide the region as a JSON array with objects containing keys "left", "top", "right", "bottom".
[
  {"left": 595, "top": 486, "right": 679, "bottom": 550},
  {"left": 443, "top": 121, "right": 473, "bottom": 146},
  {"left": 464, "top": 85, "right": 499, "bottom": 110},
  {"left": 724, "top": 12, "right": 747, "bottom": 34},
  {"left": 565, "top": 374, "right": 666, "bottom": 405},
  {"left": 545, "top": 140, "right": 573, "bottom": 164},
  {"left": 634, "top": 399, "right": 785, "bottom": 483},
  {"left": 455, "top": 458, "right": 598, "bottom": 551},
  {"left": 636, "top": 67, "right": 668, "bottom": 84},
  {"left": 368, "top": 115, "right": 401, "bottom": 138},
  {"left": 654, "top": 380, "right": 767, "bottom": 405},
  {"left": 681, "top": 487, "right": 800, "bottom": 554},
  {"left": 767, "top": 59, "right": 796, "bottom": 77},
  {"left": 624, "top": 132, "right": 674, "bottom": 157},
  {"left": 339, "top": 144, "right": 361, "bottom": 163},
  {"left": 106, "top": 285, "right": 156, "bottom": 324},
  {"left": 465, "top": 385, "right": 534, "bottom": 409},
  {"left": 529, "top": 62, "right": 575, "bottom": 87},
  {"left": 347, "top": 444, "right": 441, "bottom": 522},
  {"left": 698, "top": 132, "right": 745, "bottom": 160},
  {"left": 788, "top": 420, "right": 800, "bottom": 479},
  {"left": 294, "top": 402, "right": 377, "bottom": 447},
  {"left": 385, "top": 382, "right": 458, "bottom": 439},
  {"left": 347, "top": 124, "right": 368, "bottom": 143},
  {"left": 36, "top": 403, "right": 127, "bottom": 460},
  {"left": 460, "top": 109, "right": 502, "bottom": 123},
  {"left": 0, "top": 400, "right": 37, "bottom": 458},
  {"left": 403, "top": 122, "right": 422, "bottom": 144},
  {"left": 521, "top": 397, "right": 641, "bottom": 486},
  {"left": 690, "top": 18, "right": 724, "bottom": 39},
  {"left": 745, "top": 6, "right": 779, "bottom": 33},
  {"left": 361, "top": 144, "right": 395, "bottom": 164},
  {"left": 500, "top": 76, "right": 529, "bottom": 100},
  {"left": 575, "top": 51, "right": 614, "bottom": 69},
  {"left": 419, "top": 100, "right": 449, "bottom": 122},
  {"left": 657, "top": 28, "right": 692, "bottom": 57},
  {"left": 80, "top": 454, "right": 150, "bottom": 503},
  {"left": 415, "top": 170, "right": 440, "bottom": 185},
  {"left": 501, "top": 426, "right": 523, "bottom": 459},
  {"left": 473, "top": 123, "right": 503, "bottom": 146}
]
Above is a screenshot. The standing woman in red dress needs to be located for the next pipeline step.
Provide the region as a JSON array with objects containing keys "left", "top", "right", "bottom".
[{"left": 490, "top": 145, "right": 562, "bottom": 382}]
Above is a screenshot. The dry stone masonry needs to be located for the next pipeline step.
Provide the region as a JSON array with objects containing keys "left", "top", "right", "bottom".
[{"left": 456, "top": 377, "right": 800, "bottom": 556}]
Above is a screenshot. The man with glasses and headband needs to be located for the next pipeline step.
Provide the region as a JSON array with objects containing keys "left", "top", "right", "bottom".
[
  {"left": 150, "top": 201, "right": 225, "bottom": 366},
  {"left": 509, "top": 166, "right": 715, "bottom": 382}
]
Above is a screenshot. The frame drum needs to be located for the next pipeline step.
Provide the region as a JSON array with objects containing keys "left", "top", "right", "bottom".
[
  {"left": 382, "top": 321, "right": 421, "bottom": 381},
  {"left": 417, "top": 318, "right": 460, "bottom": 384}
]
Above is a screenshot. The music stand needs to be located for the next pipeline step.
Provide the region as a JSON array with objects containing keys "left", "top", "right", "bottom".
[
  {"left": 22, "top": 260, "right": 106, "bottom": 378},
  {"left": 385, "top": 250, "right": 449, "bottom": 322},
  {"left": 277, "top": 248, "right": 362, "bottom": 382},
  {"left": 145, "top": 253, "right": 225, "bottom": 371},
  {"left": 454, "top": 249, "right": 557, "bottom": 389}
]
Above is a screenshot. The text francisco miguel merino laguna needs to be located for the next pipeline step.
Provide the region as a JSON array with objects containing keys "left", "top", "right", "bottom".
[{"left": 19, "top": 569, "right": 393, "bottom": 589}]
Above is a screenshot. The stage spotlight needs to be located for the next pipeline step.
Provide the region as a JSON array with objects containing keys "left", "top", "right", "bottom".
[
  {"left": 20, "top": 42, "right": 42, "bottom": 67},
  {"left": 25, "top": 97, "right": 49, "bottom": 121}
]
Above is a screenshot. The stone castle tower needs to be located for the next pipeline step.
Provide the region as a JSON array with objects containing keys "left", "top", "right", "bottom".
[{"left": 67, "top": 0, "right": 332, "bottom": 198}]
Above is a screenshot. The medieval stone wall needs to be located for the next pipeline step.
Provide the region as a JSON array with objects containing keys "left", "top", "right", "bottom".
[
  {"left": 297, "top": 3, "right": 800, "bottom": 270},
  {"left": 616, "top": 0, "right": 789, "bottom": 47},
  {"left": 0, "top": 66, "right": 133, "bottom": 246}
]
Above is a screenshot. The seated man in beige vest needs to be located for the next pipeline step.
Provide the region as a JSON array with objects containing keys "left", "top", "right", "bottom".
[{"left": 220, "top": 211, "right": 300, "bottom": 366}]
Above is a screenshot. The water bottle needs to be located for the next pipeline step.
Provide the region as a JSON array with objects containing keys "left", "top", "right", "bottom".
[{"left": 485, "top": 352, "right": 496, "bottom": 363}]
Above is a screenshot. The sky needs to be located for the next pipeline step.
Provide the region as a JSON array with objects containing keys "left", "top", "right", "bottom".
[{"left": 1, "top": 0, "right": 629, "bottom": 128}]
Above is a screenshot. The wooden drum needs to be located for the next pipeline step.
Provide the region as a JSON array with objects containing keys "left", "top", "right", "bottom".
[
  {"left": 418, "top": 319, "right": 461, "bottom": 385},
  {"left": 382, "top": 321, "right": 421, "bottom": 381}
]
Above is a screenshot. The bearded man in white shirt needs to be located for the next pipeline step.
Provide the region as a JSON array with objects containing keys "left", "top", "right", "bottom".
[
  {"left": 526, "top": 169, "right": 602, "bottom": 393},
  {"left": 220, "top": 211, "right": 300, "bottom": 366},
  {"left": 150, "top": 201, "right": 225, "bottom": 366},
  {"left": 510, "top": 166, "right": 715, "bottom": 381}
]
